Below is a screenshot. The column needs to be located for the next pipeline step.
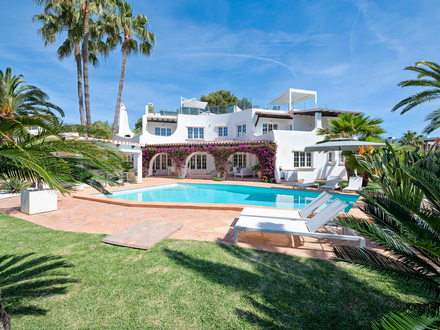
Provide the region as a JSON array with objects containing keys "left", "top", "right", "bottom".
[{"left": 134, "top": 152, "right": 142, "bottom": 183}]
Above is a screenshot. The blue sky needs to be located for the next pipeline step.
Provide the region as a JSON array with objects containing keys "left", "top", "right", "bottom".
[{"left": 1, "top": 0, "right": 440, "bottom": 137}]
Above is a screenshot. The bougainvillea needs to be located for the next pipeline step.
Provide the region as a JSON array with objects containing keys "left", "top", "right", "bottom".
[{"left": 142, "top": 142, "right": 277, "bottom": 181}]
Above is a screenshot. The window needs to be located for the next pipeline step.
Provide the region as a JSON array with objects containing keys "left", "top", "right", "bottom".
[
  {"left": 237, "top": 124, "right": 246, "bottom": 137},
  {"left": 339, "top": 153, "right": 345, "bottom": 164},
  {"left": 189, "top": 154, "right": 207, "bottom": 169},
  {"left": 155, "top": 127, "right": 172, "bottom": 136},
  {"left": 262, "top": 123, "right": 278, "bottom": 134},
  {"left": 293, "top": 151, "right": 312, "bottom": 168},
  {"left": 218, "top": 126, "right": 228, "bottom": 137},
  {"left": 233, "top": 154, "right": 247, "bottom": 168},
  {"left": 188, "top": 127, "right": 204, "bottom": 139},
  {"left": 328, "top": 152, "right": 334, "bottom": 164},
  {"left": 153, "top": 154, "right": 171, "bottom": 170}
]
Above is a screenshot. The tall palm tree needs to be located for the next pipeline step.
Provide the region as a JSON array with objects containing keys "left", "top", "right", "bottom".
[
  {"left": 317, "top": 112, "right": 385, "bottom": 179},
  {"left": 399, "top": 130, "right": 424, "bottom": 148},
  {"left": 35, "top": 0, "right": 114, "bottom": 128},
  {"left": 0, "top": 67, "right": 64, "bottom": 118},
  {"left": 104, "top": 0, "right": 155, "bottom": 140},
  {"left": 33, "top": 2, "right": 109, "bottom": 128},
  {"left": 392, "top": 61, "right": 440, "bottom": 134}
]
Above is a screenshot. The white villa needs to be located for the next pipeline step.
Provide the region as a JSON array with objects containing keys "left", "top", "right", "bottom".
[{"left": 115, "top": 88, "right": 360, "bottom": 184}]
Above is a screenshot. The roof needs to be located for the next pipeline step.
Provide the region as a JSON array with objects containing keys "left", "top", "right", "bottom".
[
  {"left": 290, "top": 108, "right": 362, "bottom": 117},
  {"left": 144, "top": 140, "right": 273, "bottom": 148}
]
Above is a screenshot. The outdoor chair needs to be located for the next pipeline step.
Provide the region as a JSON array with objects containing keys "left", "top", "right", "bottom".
[
  {"left": 318, "top": 175, "right": 340, "bottom": 192},
  {"left": 292, "top": 172, "right": 319, "bottom": 189},
  {"left": 234, "top": 168, "right": 255, "bottom": 178},
  {"left": 234, "top": 199, "right": 365, "bottom": 248},
  {"left": 168, "top": 166, "right": 176, "bottom": 176},
  {"left": 342, "top": 177, "right": 364, "bottom": 192},
  {"left": 240, "top": 191, "right": 332, "bottom": 219}
]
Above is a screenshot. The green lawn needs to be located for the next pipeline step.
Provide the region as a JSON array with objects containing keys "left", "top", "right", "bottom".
[
  {"left": 0, "top": 213, "right": 432, "bottom": 329},
  {"left": 315, "top": 180, "right": 381, "bottom": 192}
]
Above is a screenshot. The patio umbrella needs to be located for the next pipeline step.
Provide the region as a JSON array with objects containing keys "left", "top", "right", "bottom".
[{"left": 304, "top": 139, "right": 386, "bottom": 152}]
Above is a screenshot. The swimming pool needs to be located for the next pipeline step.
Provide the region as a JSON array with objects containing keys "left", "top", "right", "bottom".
[{"left": 97, "top": 183, "right": 359, "bottom": 212}]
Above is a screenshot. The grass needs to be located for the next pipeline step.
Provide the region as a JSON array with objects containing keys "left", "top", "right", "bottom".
[
  {"left": 0, "top": 213, "right": 433, "bottom": 329},
  {"left": 315, "top": 180, "right": 381, "bottom": 192}
]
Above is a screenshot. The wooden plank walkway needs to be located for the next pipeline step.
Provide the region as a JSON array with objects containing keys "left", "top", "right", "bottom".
[{"left": 101, "top": 221, "right": 183, "bottom": 250}]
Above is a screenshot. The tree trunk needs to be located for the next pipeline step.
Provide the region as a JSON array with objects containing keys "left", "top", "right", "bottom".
[
  {"left": 0, "top": 293, "right": 11, "bottom": 330},
  {"left": 344, "top": 157, "right": 355, "bottom": 179},
  {"left": 111, "top": 38, "right": 129, "bottom": 140},
  {"left": 74, "top": 42, "right": 86, "bottom": 134},
  {"left": 361, "top": 170, "right": 370, "bottom": 187},
  {"left": 82, "top": 1, "right": 92, "bottom": 133}
]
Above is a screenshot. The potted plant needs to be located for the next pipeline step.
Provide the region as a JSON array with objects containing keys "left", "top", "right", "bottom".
[{"left": 252, "top": 164, "right": 262, "bottom": 179}]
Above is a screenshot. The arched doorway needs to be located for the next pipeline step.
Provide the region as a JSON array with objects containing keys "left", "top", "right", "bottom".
[
  {"left": 149, "top": 153, "right": 174, "bottom": 176},
  {"left": 227, "top": 152, "right": 259, "bottom": 176},
  {"left": 185, "top": 152, "right": 214, "bottom": 176}
]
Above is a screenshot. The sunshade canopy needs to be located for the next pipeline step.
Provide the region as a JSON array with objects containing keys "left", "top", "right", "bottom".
[{"left": 304, "top": 139, "right": 386, "bottom": 152}]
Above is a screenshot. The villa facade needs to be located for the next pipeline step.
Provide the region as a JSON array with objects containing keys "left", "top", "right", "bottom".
[{"left": 116, "top": 88, "right": 360, "bottom": 183}]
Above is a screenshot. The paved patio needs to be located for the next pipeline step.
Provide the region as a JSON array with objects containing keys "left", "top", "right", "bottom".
[{"left": 0, "top": 177, "right": 379, "bottom": 260}]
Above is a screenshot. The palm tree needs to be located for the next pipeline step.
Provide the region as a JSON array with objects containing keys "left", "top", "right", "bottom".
[
  {"left": 33, "top": 2, "right": 109, "bottom": 128},
  {"left": 35, "top": 0, "right": 114, "bottom": 128},
  {"left": 334, "top": 147, "right": 440, "bottom": 328},
  {"left": 104, "top": 0, "right": 155, "bottom": 140},
  {"left": 34, "top": 0, "right": 112, "bottom": 130},
  {"left": 0, "top": 115, "right": 128, "bottom": 193},
  {"left": 392, "top": 61, "right": 440, "bottom": 134},
  {"left": 399, "top": 130, "right": 424, "bottom": 148},
  {"left": 0, "top": 67, "right": 64, "bottom": 118},
  {"left": 317, "top": 112, "right": 385, "bottom": 180}
]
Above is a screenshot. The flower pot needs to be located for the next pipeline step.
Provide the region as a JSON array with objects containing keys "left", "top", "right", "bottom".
[
  {"left": 257, "top": 170, "right": 262, "bottom": 179},
  {"left": 20, "top": 189, "right": 57, "bottom": 215}
]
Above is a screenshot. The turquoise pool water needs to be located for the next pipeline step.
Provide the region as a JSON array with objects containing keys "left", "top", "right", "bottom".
[{"left": 98, "top": 183, "right": 359, "bottom": 212}]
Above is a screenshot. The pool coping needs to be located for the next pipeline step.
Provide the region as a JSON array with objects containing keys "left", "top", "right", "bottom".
[{"left": 73, "top": 179, "right": 359, "bottom": 211}]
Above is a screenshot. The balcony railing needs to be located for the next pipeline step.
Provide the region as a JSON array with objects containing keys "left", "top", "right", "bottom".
[{"left": 151, "top": 100, "right": 328, "bottom": 116}]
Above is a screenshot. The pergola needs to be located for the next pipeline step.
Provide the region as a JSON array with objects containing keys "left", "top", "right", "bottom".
[{"left": 269, "top": 88, "right": 317, "bottom": 110}]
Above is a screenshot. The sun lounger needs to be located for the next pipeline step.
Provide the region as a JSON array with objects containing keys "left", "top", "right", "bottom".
[
  {"left": 292, "top": 172, "right": 319, "bottom": 189},
  {"left": 240, "top": 191, "right": 332, "bottom": 219},
  {"left": 234, "top": 199, "right": 365, "bottom": 248},
  {"left": 342, "top": 177, "right": 364, "bottom": 192},
  {"left": 318, "top": 176, "right": 340, "bottom": 192}
]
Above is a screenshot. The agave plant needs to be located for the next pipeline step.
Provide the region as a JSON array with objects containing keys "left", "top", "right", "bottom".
[
  {"left": 0, "top": 179, "right": 30, "bottom": 194},
  {"left": 333, "top": 145, "right": 440, "bottom": 329},
  {"left": 0, "top": 115, "right": 130, "bottom": 194}
]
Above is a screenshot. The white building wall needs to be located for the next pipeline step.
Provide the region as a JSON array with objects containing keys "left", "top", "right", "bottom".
[{"left": 115, "top": 105, "right": 349, "bottom": 183}]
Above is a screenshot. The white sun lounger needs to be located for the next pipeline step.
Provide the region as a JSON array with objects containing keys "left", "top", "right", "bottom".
[
  {"left": 318, "top": 176, "right": 340, "bottom": 192},
  {"left": 240, "top": 191, "right": 332, "bottom": 220},
  {"left": 234, "top": 199, "right": 365, "bottom": 248},
  {"left": 342, "top": 177, "right": 364, "bottom": 192},
  {"left": 292, "top": 172, "right": 319, "bottom": 189}
]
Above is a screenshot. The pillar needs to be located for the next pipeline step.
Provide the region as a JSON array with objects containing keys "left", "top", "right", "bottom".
[{"left": 134, "top": 152, "right": 142, "bottom": 183}]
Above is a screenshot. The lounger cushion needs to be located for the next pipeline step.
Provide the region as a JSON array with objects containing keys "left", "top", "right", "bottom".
[
  {"left": 235, "top": 216, "right": 309, "bottom": 233},
  {"left": 240, "top": 207, "right": 301, "bottom": 219}
]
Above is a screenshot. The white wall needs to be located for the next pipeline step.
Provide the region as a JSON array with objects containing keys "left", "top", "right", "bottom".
[{"left": 115, "top": 107, "right": 349, "bottom": 182}]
